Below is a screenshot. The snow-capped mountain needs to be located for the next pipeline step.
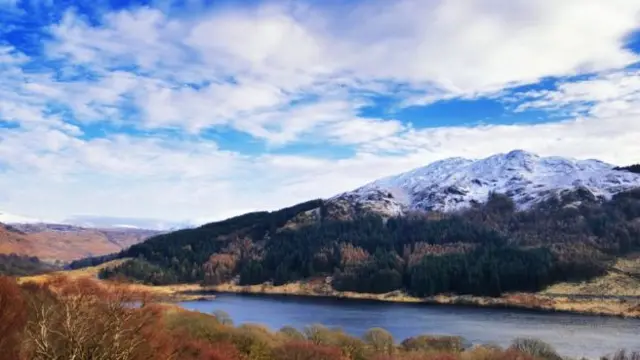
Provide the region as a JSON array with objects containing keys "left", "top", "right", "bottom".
[{"left": 332, "top": 150, "right": 640, "bottom": 216}]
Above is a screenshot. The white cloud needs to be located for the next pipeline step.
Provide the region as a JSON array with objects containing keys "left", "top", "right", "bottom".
[
  {"left": 1, "top": 0, "right": 640, "bottom": 225},
  {"left": 42, "top": 0, "right": 640, "bottom": 137},
  {"left": 514, "top": 70, "right": 640, "bottom": 118}
]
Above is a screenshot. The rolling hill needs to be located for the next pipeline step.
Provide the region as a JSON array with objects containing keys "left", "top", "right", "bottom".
[{"left": 0, "top": 222, "right": 161, "bottom": 262}]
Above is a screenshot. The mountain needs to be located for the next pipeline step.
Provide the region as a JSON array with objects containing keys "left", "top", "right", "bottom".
[
  {"left": 0, "top": 222, "right": 163, "bottom": 262},
  {"left": 91, "top": 150, "right": 640, "bottom": 298},
  {"left": 331, "top": 150, "right": 640, "bottom": 217}
]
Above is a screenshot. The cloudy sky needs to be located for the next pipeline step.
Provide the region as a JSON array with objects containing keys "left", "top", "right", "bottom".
[{"left": 1, "top": 0, "right": 640, "bottom": 228}]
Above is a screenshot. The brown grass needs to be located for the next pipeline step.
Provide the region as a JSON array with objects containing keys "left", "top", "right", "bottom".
[
  {"left": 209, "top": 278, "right": 640, "bottom": 318},
  {"left": 18, "top": 261, "right": 214, "bottom": 302},
  {"left": 542, "top": 253, "right": 640, "bottom": 296}
]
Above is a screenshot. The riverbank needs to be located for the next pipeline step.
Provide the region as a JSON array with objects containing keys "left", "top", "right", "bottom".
[{"left": 207, "top": 279, "right": 640, "bottom": 319}]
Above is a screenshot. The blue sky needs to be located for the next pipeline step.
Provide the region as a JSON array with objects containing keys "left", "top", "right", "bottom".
[{"left": 1, "top": 0, "right": 640, "bottom": 228}]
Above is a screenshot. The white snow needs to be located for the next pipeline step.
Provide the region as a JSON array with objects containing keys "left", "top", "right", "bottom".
[
  {"left": 334, "top": 150, "right": 640, "bottom": 214},
  {"left": 0, "top": 212, "right": 51, "bottom": 224}
]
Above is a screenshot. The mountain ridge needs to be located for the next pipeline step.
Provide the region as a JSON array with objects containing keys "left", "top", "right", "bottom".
[{"left": 331, "top": 150, "right": 640, "bottom": 217}]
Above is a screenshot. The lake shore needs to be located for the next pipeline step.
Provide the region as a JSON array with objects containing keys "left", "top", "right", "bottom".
[
  {"left": 203, "top": 280, "right": 640, "bottom": 319},
  {"left": 17, "top": 260, "right": 640, "bottom": 318}
]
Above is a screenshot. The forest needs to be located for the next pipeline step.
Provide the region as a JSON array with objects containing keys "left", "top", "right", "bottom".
[
  {"left": 615, "top": 164, "right": 640, "bottom": 174},
  {"left": 0, "top": 274, "right": 637, "bottom": 360},
  {"left": 0, "top": 254, "right": 58, "bottom": 276},
  {"left": 95, "top": 189, "right": 640, "bottom": 297}
]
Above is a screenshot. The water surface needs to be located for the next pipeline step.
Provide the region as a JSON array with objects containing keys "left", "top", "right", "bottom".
[{"left": 180, "top": 294, "right": 640, "bottom": 359}]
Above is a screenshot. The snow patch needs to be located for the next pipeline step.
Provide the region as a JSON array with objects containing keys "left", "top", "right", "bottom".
[{"left": 334, "top": 150, "right": 640, "bottom": 215}]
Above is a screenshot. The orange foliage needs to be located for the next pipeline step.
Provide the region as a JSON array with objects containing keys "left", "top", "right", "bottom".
[
  {"left": 17, "top": 275, "right": 175, "bottom": 360},
  {"left": 339, "top": 243, "right": 371, "bottom": 267},
  {"left": 204, "top": 253, "right": 239, "bottom": 285},
  {"left": 0, "top": 276, "right": 27, "bottom": 359},
  {"left": 0, "top": 274, "right": 613, "bottom": 360},
  {"left": 176, "top": 338, "right": 243, "bottom": 360},
  {"left": 403, "top": 242, "right": 476, "bottom": 267},
  {"left": 274, "top": 341, "right": 347, "bottom": 360},
  {"left": 374, "top": 353, "right": 459, "bottom": 360}
]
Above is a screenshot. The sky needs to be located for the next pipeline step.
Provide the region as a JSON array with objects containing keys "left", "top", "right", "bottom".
[{"left": 1, "top": 0, "right": 640, "bottom": 228}]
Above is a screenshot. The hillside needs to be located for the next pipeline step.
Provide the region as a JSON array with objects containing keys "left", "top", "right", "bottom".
[
  {"left": 84, "top": 151, "right": 640, "bottom": 297},
  {"left": 0, "top": 222, "right": 161, "bottom": 262},
  {"left": 96, "top": 191, "right": 640, "bottom": 296},
  {"left": 0, "top": 223, "right": 37, "bottom": 255}
]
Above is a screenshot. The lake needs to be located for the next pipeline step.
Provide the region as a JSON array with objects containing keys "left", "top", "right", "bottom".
[{"left": 180, "top": 293, "right": 640, "bottom": 359}]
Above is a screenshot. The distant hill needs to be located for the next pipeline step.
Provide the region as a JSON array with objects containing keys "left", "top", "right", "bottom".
[
  {"left": 0, "top": 222, "right": 162, "bottom": 262},
  {"left": 0, "top": 253, "right": 58, "bottom": 276}
]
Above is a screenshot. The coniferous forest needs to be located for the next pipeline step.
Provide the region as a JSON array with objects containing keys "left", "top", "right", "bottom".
[{"left": 92, "top": 189, "right": 640, "bottom": 297}]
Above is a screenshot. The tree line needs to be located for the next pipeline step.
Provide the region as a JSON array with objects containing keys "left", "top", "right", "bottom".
[
  {"left": 97, "top": 189, "right": 640, "bottom": 297},
  {"left": 0, "top": 254, "right": 58, "bottom": 276}
]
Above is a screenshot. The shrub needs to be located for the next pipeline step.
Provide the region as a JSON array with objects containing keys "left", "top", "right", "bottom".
[
  {"left": 20, "top": 276, "right": 175, "bottom": 360},
  {"left": 234, "top": 324, "right": 279, "bottom": 360},
  {"left": 305, "top": 324, "right": 335, "bottom": 345},
  {"left": 333, "top": 332, "right": 369, "bottom": 360},
  {"left": 363, "top": 328, "right": 395, "bottom": 355},
  {"left": 509, "top": 338, "right": 561, "bottom": 360},
  {"left": 212, "top": 310, "right": 234, "bottom": 325},
  {"left": 166, "top": 309, "right": 232, "bottom": 344},
  {"left": 279, "top": 326, "right": 306, "bottom": 341},
  {"left": 175, "top": 339, "right": 242, "bottom": 360},
  {"left": 401, "top": 335, "right": 466, "bottom": 353},
  {"left": 273, "top": 341, "right": 346, "bottom": 360},
  {"left": 0, "top": 276, "right": 27, "bottom": 359}
]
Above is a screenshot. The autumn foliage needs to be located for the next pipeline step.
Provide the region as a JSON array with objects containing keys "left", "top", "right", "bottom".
[
  {"left": 0, "top": 276, "right": 27, "bottom": 359},
  {"left": 1, "top": 274, "right": 635, "bottom": 360}
]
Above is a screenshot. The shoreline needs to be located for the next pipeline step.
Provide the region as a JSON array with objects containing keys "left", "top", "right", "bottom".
[
  {"left": 195, "top": 281, "right": 640, "bottom": 319},
  {"left": 18, "top": 268, "right": 640, "bottom": 319}
]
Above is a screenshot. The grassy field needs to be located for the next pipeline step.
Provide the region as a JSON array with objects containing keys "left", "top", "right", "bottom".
[{"left": 17, "top": 259, "right": 213, "bottom": 302}]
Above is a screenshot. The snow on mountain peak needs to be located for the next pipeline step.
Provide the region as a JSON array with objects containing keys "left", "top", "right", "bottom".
[{"left": 333, "top": 150, "right": 640, "bottom": 216}]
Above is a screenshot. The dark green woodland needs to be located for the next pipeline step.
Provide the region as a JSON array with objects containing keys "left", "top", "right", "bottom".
[{"left": 85, "top": 188, "right": 640, "bottom": 297}]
